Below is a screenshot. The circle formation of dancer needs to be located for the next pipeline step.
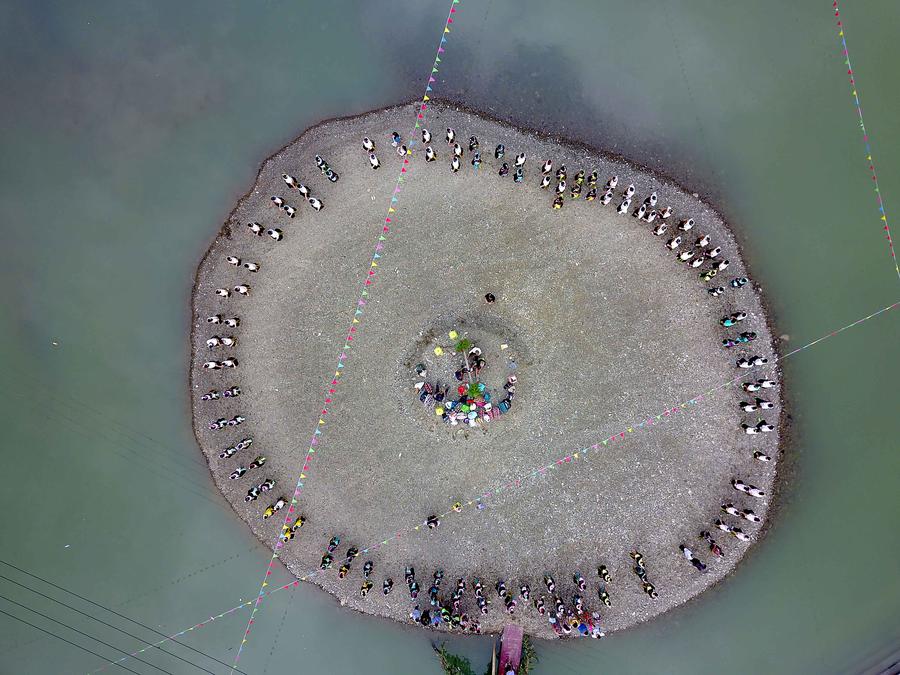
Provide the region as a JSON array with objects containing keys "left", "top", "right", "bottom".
[{"left": 190, "top": 103, "right": 780, "bottom": 638}]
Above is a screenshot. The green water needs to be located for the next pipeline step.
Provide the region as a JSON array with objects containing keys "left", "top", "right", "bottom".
[{"left": 1, "top": 1, "right": 899, "bottom": 673}]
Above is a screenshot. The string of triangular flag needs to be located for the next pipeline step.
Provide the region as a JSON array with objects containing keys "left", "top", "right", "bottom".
[
  {"left": 97, "top": 297, "right": 899, "bottom": 675},
  {"left": 833, "top": 0, "right": 899, "bottom": 284},
  {"left": 229, "top": 0, "right": 463, "bottom": 669}
]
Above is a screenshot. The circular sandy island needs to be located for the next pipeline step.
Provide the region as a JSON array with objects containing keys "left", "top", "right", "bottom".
[{"left": 190, "top": 102, "right": 782, "bottom": 638}]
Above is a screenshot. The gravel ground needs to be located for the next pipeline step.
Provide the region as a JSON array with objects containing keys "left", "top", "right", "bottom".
[{"left": 189, "top": 102, "right": 782, "bottom": 639}]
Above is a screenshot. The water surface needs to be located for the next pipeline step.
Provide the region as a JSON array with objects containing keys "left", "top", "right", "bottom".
[{"left": 1, "top": 1, "right": 899, "bottom": 673}]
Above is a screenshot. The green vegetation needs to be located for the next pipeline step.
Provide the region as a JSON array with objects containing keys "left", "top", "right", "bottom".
[
  {"left": 434, "top": 643, "right": 477, "bottom": 675},
  {"left": 433, "top": 637, "right": 539, "bottom": 675},
  {"left": 520, "top": 635, "right": 539, "bottom": 674},
  {"left": 455, "top": 338, "right": 472, "bottom": 353}
]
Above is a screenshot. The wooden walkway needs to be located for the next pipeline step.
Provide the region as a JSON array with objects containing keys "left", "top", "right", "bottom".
[{"left": 497, "top": 624, "right": 524, "bottom": 674}]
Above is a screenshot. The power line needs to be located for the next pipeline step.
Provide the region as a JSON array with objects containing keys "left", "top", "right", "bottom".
[
  {"left": 0, "top": 607, "right": 144, "bottom": 675},
  {"left": 3, "top": 362, "right": 211, "bottom": 473},
  {"left": 6, "top": 389, "right": 228, "bottom": 511},
  {"left": 6, "top": 385, "right": 214, "bottom": 488},
  {"left": 3, "top": 358, "right": 246, "bottom": 512},
  {"left": 0, "top": 560, "right": 247, "bottom": 674},
  {"left": 84, "top": 296, "right": 900, "bottom": 671},
  {"left": 0, "top": 574, "right": 218, "bottom": 674},
  {"left": 0, "top": 594, "right": 175, "bottom": 675}
]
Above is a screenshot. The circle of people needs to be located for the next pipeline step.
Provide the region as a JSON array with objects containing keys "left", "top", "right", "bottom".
[
  {"left": 195, "top": 124, "right": 778, "bottom": 634},
  {"left": 412, "top": 338, "right": 517, "bottom": 428}
]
